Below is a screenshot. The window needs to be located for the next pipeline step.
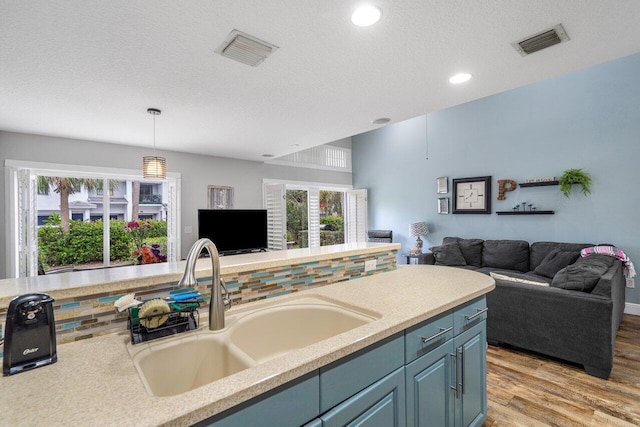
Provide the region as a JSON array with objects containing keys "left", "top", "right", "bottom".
[
  {"left": 90, "top": 215, "right": 119, "bottom": 222},
  {"left": 286, "top": 189, "right": 309, "bottom": 248},
  {"left": 263, "top": 180, "right": 366, "bottom": 251},
  {"left": 6, "top": 160, "right": 181, "bottom": 278}
]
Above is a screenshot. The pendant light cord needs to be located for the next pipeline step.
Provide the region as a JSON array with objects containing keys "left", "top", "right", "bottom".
[{"left": 153, "top": 112, "right": 157, "bottom": 157}]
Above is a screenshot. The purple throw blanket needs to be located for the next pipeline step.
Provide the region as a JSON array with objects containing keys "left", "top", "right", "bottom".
[{"left": 581, "top": 245, "right": 636, "bottom": 279}]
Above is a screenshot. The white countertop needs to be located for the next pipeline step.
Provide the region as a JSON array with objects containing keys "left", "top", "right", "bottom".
[
  {"left": 0, "top": 265, "right": 494, "bottom": 426},
  {"left": 0, "top": 242, "right": 399, "bottom": 308}
]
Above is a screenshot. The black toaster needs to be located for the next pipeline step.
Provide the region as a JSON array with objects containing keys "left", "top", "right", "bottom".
[{"left": 3, "top": 293, "right": 57, "bottom": 376}]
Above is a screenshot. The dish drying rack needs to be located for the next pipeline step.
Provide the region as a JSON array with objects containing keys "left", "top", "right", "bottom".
[{"left": 127, "top": 302, "right": 200, "bottom": 345}]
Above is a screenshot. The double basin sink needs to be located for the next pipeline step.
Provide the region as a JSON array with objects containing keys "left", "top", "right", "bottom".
[{"left": 126, "top": 295, "right": 380, "bottom": 397}]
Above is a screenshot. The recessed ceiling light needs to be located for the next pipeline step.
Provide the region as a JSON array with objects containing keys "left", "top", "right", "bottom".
[
  {"left": 262, "top": 154, "right": 275, "bottom": 158},
  {"left": 351, "top": 5, "right": 382, "bottom": 27},
  {"left": 372, "top": 117, "right": 391, "bottom": 125},
  {"left": 449, "top": 73, "right": 472, "bottom": 84}
]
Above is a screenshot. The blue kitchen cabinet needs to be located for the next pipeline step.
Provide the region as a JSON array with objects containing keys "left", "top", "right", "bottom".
[
  {"left": 320, "top": 366, "right": 406, "bottom": 426},
  {"left": 196, "top": 372, "right": 319, "bottom": 427},
  {"left": 405, "top": 296, "right": 487, "bottom": 427},
  {"left": 199, "top": 296, "right": 487, "bottom": 427},
  {"left": 405, "top": 339, "right": 455, "bottom": 426},
  {"left": 454, "top": 321, "right": 487, "bottom": 427}
]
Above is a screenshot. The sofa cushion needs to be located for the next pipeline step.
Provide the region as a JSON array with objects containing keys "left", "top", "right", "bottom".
[
  {"left": 551, "top": 256, "right": 613, "bottom": 292},
  {"left": 533, "top": 249, "right": 580, "bottom": 278},
  {"left": 490, "top": 271, "right": 550, "bottom": 286},
  {"left": 443, "top": 237, "right": 484, "bottom": 267},
  {"left": 529, "top": 241, "right": 593, "bottom": 271},
  {"left": 482, "top": 240, "right": 530, "bottom": 272},
  {"left": 430, "top": 242, "right": 467, "bottom": 266}
]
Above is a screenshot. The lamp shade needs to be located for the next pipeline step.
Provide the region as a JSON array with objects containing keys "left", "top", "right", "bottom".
[
  {"left": 143, "top": 156, "right": 166, "bottom": 179},
  {"left": 409, "top": 222, "right": 429, "bottom": 237},
  {"left": 143, "top": 108, "right": 166, "bottom": 179}
]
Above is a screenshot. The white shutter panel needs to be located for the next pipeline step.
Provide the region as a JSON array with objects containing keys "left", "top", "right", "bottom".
[
  {"left": 308, "top": 187, "right": 320, "bottom": 248},
  {"left": 265, "top": 183, "right": 286, "bottom": 250},
  {"left": 346, "top": 189, "right": 367, "bottom": 244},
  {"left": 16, "top": 169, "right": 38, "bottom": 277},
  {"left": 166, "top": 178, "right": 180, "bottom": 262}
]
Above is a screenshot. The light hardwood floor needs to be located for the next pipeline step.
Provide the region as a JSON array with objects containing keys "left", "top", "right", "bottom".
[{"left": 485, "top": 314, "right": 640, "bottom": 426}]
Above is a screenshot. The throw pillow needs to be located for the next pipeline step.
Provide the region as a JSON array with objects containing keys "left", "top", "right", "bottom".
[
  {"left": 529, "top": 242, "right": 592, "bottom": 270},
  {"left": 430, "top": 242, "right": 467, "bottom": 266},
  {"left": 443, "top": 237, "right": 484, "bottom": 267},
  {"left": 490, "top": 271, "right": 550, "bottom": 286},
  {"left": 533, "top": 249, "right": 580, "bottom": 278},
  {"left": 482, "top": 240, "right": 530, "bottom": 272},
  {"left": 551, "top": 257, "right": 611, "bottom": 292}
]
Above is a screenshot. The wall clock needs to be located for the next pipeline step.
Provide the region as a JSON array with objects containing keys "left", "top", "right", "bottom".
[{"left": 452, "top": 176, "right": 492, "bottom": 214}]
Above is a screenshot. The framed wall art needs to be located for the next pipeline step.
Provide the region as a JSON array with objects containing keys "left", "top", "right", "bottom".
[
  {"left": 438, "top": 197, "right": 449, "bottom": 214},
  {"left": 436, "top": 176, "right": 448, "bottom": 194},
  {"left": 207, "top": 185, "right": 234, "bottom": 209},
  {"left": 452, "top": 176, "right": 491, "bottom": 214}
]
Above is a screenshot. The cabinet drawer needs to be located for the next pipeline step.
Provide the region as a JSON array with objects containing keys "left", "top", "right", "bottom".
[
  {"left": 453, "top": 296, "right": 487, "bottom": 336},
  {"left": 405, "top": 310, "right": 454, "bottom": 363},
  {"left": 320, "top": 333, "right": 404, "bottom": 413}
]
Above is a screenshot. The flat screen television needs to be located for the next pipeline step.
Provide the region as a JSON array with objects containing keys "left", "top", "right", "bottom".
[{"left": 198, "top": 209, "right": 268, "bottom": 255}]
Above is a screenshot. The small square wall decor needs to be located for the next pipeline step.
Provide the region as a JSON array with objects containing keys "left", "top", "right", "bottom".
[
  {"left": 436, "top": 177, "right": 448, "bottom": 194},
  {"left": 438, "top": 197, "right": 449, "bottom": 214}
]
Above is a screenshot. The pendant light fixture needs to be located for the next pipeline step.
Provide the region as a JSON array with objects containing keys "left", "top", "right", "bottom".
[{"left": 143, "top": 108, "right": 167, "bottom": 179}]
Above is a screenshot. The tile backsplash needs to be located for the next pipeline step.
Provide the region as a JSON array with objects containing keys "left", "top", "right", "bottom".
[{"left": 0, "top": 250, "right": 397, "bottom": 354}]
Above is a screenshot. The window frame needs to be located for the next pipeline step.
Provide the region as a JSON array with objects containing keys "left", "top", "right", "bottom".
[
  {"left": 5, "top": 159, "right": 181, "bottom": 278},
  {"left": 262, "top": 179, "right": 360, "bottom": 250}
]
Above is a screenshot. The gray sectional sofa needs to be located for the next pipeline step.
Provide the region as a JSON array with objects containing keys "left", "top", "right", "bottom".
[{"left": 423, "top": 237, "right": 626, "bottom": 379}]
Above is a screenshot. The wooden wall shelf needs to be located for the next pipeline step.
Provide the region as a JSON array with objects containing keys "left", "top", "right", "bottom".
[
  {"left": 496, "top": 211, "right": 555, "bottom": 215},
  {"left": 518, "top": 181, "right": 559, "bottom": 188}
]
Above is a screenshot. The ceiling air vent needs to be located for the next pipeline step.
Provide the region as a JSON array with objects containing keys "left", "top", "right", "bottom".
[
  {"left": 512, "top": 24, "right": 569, "bottom": 57},
  {"left": 215, "top": 29, "right": 278, "bottom": 67}
]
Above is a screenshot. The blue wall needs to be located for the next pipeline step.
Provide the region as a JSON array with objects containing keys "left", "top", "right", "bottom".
[{"left": 353, "top": 52, "right": 640, "bottom": 304}]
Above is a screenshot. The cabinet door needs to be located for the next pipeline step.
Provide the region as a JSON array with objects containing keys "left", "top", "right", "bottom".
[
  {"left": 405, "top": 339, "right": 455, "bottom": 427},
  {"left": 321, "top": 367, "right": 406, "bottom": 427},
  {"left": 453, "top": 321, "right": 487, "bottom": 427}
]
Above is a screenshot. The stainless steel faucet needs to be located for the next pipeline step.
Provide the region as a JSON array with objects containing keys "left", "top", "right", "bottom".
[{"left": 177, "top": 238, "right": 228, "bottom": 331}]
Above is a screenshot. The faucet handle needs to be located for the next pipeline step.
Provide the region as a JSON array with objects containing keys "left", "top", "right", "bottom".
[{"left": 220, "top": 278, "right": 232, "bottom": 309}]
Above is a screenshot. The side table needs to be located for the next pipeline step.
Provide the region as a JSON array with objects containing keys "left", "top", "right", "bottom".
[{"left": 404, "top": 253, "right": 429, "bottom": 265}]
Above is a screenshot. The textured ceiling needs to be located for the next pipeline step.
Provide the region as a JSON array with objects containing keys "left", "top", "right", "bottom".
[{"left": 2, "top": 1, "right": 640, "bottom": 161}]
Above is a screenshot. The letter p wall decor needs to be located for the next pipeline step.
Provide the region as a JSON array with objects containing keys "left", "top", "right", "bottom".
[{"left": 497, "top": 179, "right": 517, "bottom": 200}]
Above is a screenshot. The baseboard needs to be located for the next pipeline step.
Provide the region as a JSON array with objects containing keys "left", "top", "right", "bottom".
[{"left": 625, "top": 302, "right": 640, "bottom": 316}]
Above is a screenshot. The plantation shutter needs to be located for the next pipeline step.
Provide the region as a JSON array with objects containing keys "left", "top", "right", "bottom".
[
  {"left": 265, "top": 183, "right": 286, "bottom": 250},
  {"left": 346, "top": 189, "right": 368, "bottom": 244},
  {"left": 15, "top": 168, "right": 39, "bottom": 277},
  {"left": 308, "top": 187, "right": 320, "bottom": 248},
  {"left": 166, "top": 178, "right": 180, "bottom": 262}
]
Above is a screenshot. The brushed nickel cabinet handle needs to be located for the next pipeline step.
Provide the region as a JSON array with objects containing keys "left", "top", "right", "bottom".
[
  {"left": 464, "top": 307, "right": 488, "bottom": 321},
  {"left": 421, "top": 326, "right": 453, "bottom": 344},
  {"left": 459, "top": 346, "right": 465, "bottom": 395},
  {"left": 449, "top": 353, "right": 459, "bottom": 399}
]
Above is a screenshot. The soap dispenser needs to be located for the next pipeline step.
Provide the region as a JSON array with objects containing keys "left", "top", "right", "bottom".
[{"left": 3, "top": 293, "right": 57, "bottom": 376}]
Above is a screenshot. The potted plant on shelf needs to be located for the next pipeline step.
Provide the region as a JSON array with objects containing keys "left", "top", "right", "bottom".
[{"left": 559, "top": 168, "right": 592, "bottom": 197}]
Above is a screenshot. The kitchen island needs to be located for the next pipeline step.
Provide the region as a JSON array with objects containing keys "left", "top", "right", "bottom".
[{"left": 0, "top": 263, "right": 494, "bottom": 426}]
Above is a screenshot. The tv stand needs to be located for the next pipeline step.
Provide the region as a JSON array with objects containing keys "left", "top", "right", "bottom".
[{"left": 219, "top": 248, "right": 268, "bottom": 256}]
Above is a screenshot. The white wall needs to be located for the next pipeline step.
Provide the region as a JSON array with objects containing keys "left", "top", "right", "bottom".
[{"left": 0, "top": 131, "right": 352, "bottom": 278}]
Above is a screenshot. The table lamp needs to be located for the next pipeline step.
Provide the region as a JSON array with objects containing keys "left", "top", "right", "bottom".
[{"left": 409, "top": 222, "right": 429, "bottom": 255}]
